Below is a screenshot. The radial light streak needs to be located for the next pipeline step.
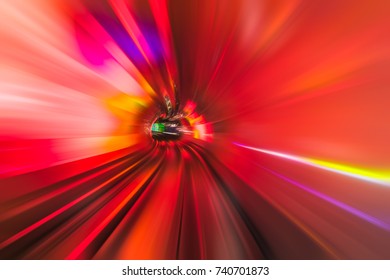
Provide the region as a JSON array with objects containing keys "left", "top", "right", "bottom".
[
  {"left": 261, "top": 167, "right": 390, "bottom": 232},
  {"left": 234, "top": 143, "right": 390, "bottom": 186}
]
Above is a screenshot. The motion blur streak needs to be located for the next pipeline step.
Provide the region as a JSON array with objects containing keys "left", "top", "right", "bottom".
[
  {"left": 234, "top": 143, "right": 390, "bottom": 186},
  {"left": 1, "top": 0, "right": 390, "bottom": 260}
]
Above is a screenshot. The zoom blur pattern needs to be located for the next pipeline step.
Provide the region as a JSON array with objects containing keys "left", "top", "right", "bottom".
[{"left": 1, "top": 0, "right": 390, "bottom": 259}]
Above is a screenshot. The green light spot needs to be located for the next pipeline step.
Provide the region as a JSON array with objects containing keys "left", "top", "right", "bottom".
[{"left": 152, "top": 123, "right": 165, "bottom": 132}]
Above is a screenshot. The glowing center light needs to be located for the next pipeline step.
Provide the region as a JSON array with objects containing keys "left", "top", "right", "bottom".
[
  {"left": 149, "top": 100, "right": 213, "bottom": 142},
  {"left": 151, "top": 119, "right": 183, "bottom": 140}
]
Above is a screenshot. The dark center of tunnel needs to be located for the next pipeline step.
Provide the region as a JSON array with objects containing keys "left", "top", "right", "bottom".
[
  {"left": 151, "top": 117, "right": 183, "bottom": 141},
  {"left": 148, "top": 95, "right": 212, "bottom": 142}
]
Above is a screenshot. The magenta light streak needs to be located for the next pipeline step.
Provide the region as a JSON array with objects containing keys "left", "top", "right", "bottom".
[{"left": 261, "top": 167, "right": 390, "bottom": 232}]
